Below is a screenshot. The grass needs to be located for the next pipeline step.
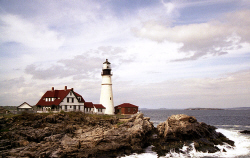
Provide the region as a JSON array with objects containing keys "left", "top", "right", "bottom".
[
  {"left": 115, "top": 114, "right": 133, "bottom": 119},
  {"left": 117, "top": 121, "right": 125, "bottom": 126},
  {"left": 85, "top": 113, "right": 115, "bottom": 120},
  {"left": 0, "top": 113, "right": 19, "bottom": 119},
  {"left": 0, "top": 111, "right": 134, "bottom": 124},
  {"left": 0, "top": 106, "right": 17, "bottom": 111}
]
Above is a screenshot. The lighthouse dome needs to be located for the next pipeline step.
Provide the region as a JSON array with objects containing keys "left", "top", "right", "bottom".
[
  {"left": 103, "top": 59, "right": 111, "bottom": 69},
  {"left": 102, "top": 59, "right": 112, "bottom": 76}
]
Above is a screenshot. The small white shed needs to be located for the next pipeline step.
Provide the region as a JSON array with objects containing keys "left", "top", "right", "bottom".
[{"left": 17, "top": 102, "right": 33, "bottom": 113}]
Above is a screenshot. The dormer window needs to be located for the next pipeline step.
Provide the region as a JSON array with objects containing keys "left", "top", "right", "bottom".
[{"left": 45, "top": 98, "right": 56, "bottom": 102}]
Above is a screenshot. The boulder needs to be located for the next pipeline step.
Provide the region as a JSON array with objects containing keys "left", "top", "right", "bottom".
[
  {"left": 73, "top": 113, "right": 154, "bottom": 157},
  {"left": 154, "top": 114, "right": 234, "bottom": 155},
  {"left": 240, "top": 130, "right": 250, "bottom": 134}
]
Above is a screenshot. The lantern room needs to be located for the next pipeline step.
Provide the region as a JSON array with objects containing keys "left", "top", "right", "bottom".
[{"left": 102, "top": 59, "right": 112, "bottom": 76}]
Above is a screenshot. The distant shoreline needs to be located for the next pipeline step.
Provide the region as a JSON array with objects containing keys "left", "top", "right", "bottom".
[
  {"left": 139, "top": 108, "right": 224, "bottom": 110},
  {"left": 185, "top": 108, "right": 224, "bottom": 110},
  {"left": 139, "top": 107, "right": 250, "bottom": 110}
]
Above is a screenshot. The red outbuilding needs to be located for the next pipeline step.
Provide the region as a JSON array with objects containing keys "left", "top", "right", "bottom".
[{"left": 115, "top": 103, "right": 138, "bottom": 115}]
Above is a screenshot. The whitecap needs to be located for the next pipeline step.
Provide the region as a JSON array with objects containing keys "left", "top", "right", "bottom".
[
  {"left": 122, "top": 128, "right": 250, "bottom": 158},
  {"left": 215, "top": 128, "right": 250, "bottom": 157}
]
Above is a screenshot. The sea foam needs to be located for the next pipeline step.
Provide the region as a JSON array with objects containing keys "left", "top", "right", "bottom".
[{"left": 123, "top": 128, "right": 250, "bottom": 158}]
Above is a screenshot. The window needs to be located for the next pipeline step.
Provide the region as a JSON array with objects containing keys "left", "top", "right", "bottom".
[
  {"left": 70, "top": 91, "right": 72, "bottom": 96},
  {"left": 70, "top": 106, "right": 72, "bottom": 108},
  {"left": 128, "top": 108, "right": 130, "bottom": 112},
  {"left": 110, "top": 97, "right": 111, "bottom": 100},
  {"left": 67, "top": 98, "right": 74, "bottom": 103},
  {"left": 98, "top": 109, "right": 102, "bottom": 112}
]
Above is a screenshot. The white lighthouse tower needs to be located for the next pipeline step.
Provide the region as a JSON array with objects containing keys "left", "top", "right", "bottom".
[{"left": 100, "top": 59, "right": 114, "bottom": 115}]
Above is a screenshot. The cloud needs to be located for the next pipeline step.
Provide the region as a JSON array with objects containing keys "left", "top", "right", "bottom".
[
  {"left": 0, "top": 77, "right": 34, "bottom": 106},
  {"left": 161, "top": 0, "right": 176, "bottom": 15},
  {"left": 0, "top": 14, "right": 64, "bottom": 50},
  {"left": 0, "top": 0, "right": 249, "bottom": 109},
  {"left": 114, "top": 69, "right": 250, "bottom": 108},
  {"left": 0, "top": 76, "right": 100, "bottom": 106},
  {"left": 25, "top": 64, "right": 72, "bottom": 80},
  {"left": 25, "top": 57, "right": 102, "bottom": 80},
  {"left": 24, "top": 46, "right": 132, "bottom": 80},
  {"left": 132, "top": 10, "right": 250, "bottom": 61}
]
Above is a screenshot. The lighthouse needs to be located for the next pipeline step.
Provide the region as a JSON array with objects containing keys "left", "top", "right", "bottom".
[{"left": 100, "top": 59, "right": 114, "bottom": 115}]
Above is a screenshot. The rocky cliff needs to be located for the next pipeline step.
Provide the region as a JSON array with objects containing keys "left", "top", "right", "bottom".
[
  {"left": 0, "top": 112, "right": 154, "bottom": 157},
  {"left": 0, "top": 113, "right": 234, "bottom": 157}
]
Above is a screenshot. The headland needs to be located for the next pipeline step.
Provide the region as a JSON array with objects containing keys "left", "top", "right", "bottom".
[{"left": 0, "top": 112, "right": 234, "bottom": 157}]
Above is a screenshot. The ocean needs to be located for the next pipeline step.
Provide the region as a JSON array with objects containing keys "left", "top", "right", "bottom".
[{"left": 123, "top": 109, "right": 250, "bottom": 158}]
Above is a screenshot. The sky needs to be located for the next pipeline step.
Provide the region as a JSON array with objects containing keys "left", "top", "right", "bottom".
[{"left": 0, "top": 0, "right": 250, "bottom": 109}]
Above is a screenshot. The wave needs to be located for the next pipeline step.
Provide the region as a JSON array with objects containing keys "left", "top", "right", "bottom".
[
  {"left": 215, "top": 125, "right": 250, "bottom": 128},
  {"left": 215, "top": 128, "right": 250, "bottom": 157},
  {"left": 122, "top": 128, "right": 250, "bottom": 158}
]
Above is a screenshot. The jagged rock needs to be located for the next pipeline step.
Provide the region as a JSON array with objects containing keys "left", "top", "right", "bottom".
[
  {"left": 0, "top": 112, "right": 154, "bottom": 158},
  {"left": 0, "top": 112, "right": 235, "bottom": 158},
  {"left": 240, "top": 130, "right": 250, "bottom": 134},
  {"left": 154, "top": 114, "right": 234, "bottom": 155}
]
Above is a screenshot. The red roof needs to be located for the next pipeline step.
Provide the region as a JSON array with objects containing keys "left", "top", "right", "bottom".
[
  {"left": 115, "top": 103, "right": 138, "bottom": 108},
  {"left": 74, "top": 92, "right": 85, "bottom": 102},
  {"left": 94, "top": 104, "right": 106, "bottom": 109},
  {"left": 36, "top": 88, "right": 85, "bottom": 106},
  {"left": 84, "top": 102, "right": 94, "bottom": 108}
]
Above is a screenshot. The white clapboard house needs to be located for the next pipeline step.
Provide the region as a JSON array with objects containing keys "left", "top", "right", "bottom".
[{"left": 36, "top": 86, "right": 105, "bottom": 114}]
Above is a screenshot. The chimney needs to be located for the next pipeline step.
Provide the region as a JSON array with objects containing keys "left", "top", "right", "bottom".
[
  {"left": 71, "top": 88, "right": 74, "bottom": 91},
  {"left": 52, "top": 87, "right": 54, "bottom": 91},
  {"left": 65, "top": 86, "right": 67, "bottom": 90}
]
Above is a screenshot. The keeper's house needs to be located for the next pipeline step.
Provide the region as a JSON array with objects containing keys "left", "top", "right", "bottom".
[
  {"left": 36, "top": 86, "right": 106, "bottom": 114},
  {"left": 115, "top": 103, "right": 138, "bottom": 115}
]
